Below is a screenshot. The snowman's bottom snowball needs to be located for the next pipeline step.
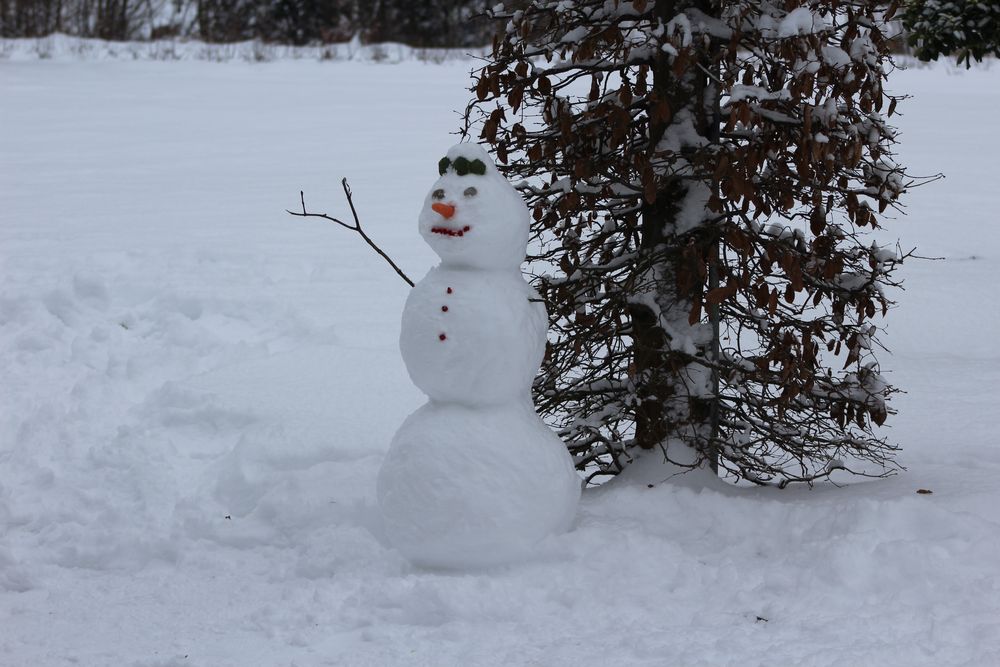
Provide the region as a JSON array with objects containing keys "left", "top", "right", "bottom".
[{"left": 377, "top": 400, "right": 581, "bottom": 568}]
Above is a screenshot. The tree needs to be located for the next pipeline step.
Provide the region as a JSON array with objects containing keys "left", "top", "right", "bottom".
[
  {"left": 196, "top": 0, "right": 256, "bottom": 42},
  {"left": 362, "top": 0, "right": 492, "bottom": 47},
  {"left": 1, "top": 0, "right": 156, "bottom": 39},
  {"left": 903, "top": 0, "right": 1000, "bottom": 67},
  {"left": 0, "top": 0, "right": 63, "bottom": 37},
  {"left": 2, "top": 0, "right": 493, "bottom": 46},
  {"left": 465, "top": 0, "right": 919, "bottom": 485}
]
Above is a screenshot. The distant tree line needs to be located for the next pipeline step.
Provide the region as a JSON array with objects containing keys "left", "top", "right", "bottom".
[
  {"left": 0, "top": 0, "right": 147, "bottom": 39},
  {"left": 7, "top": 0, "right": 999, "bottom": 62},
  {"left": 903, "top": 0, "right": 1000, "bottom": 67},
  {"left": 0, "top": 0, "right": 495, "bottom": 46}
]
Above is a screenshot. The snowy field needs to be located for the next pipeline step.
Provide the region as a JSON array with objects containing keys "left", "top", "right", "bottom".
[{"left": 1, "top": 53, "right": 999, "bottom": 666}]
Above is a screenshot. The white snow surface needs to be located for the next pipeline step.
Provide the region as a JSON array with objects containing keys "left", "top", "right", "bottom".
[
  {"left": 1, "top": 57, "right": 999, "bottom": 665},
  {"left": 0, "top": 33, "right": 486, "bottom": 63}
]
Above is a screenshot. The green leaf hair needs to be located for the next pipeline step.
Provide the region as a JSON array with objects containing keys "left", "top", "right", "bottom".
[{"left": 439, "top": 156, "right": 487, "bottom": 176}]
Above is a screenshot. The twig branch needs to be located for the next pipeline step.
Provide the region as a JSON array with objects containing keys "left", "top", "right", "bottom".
[{"left": 288, "top": 178, "right": 414, "bottom": 287}]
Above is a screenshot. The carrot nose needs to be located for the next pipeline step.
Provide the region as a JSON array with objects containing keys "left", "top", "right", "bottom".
[{"left": 432, "top": 202, "right": 456, "bottom": 219}]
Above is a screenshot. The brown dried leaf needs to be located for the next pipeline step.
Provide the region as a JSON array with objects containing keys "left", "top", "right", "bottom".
[
  {"left": 508, "top": 86, "right": 523, "bottom": 113},
  {"left": 706, "top": 282, "right": 738, "bottom": 305},
  {"left": 810, "top": 207, "right": 826, "bottom": 236},
  {"left": 688, "top": 298, "right": 703, "bottom": 325}
]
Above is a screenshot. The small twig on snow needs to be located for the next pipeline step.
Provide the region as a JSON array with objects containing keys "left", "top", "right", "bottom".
[{"left": 288, "top": 178, "right": 414, "bottom": 287}]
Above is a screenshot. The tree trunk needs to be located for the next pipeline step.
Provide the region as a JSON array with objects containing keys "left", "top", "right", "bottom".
[{"left": 631, "top": 0, "right": 718, "bottom": 467}]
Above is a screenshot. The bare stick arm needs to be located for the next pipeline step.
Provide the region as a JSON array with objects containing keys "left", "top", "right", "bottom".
[{"left": 288, "top": 178, "right": 414, "bottom": 287}]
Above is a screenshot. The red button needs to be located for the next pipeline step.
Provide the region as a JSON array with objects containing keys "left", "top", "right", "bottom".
[
  {"left": 441, "top": 306, "right": 448, "bottom": 312},
  {"left": 439, "top": 333, "right": 447, "bottom": 341},
  {"left": 446, "top": 287, "right": 453, "bottom": 294}
]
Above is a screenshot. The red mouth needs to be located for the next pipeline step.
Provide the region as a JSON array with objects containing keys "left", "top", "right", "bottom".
[{"left": 431, "top": 226, "right": 472, "bottom": 237}]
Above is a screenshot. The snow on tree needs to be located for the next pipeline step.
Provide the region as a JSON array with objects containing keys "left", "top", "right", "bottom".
[
  {"left": 903, "top": 0, "right": 1000, "bottom": 67},
  {"left": 465, "top": 0, "right": 921, "bottom": 485}
]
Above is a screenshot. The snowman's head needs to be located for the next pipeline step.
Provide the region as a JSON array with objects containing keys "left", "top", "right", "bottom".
[{"left": 418, "top": 144, "right": 530, "bottom": 270}]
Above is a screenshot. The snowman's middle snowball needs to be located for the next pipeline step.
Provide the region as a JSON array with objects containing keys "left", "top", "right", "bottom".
[{"left": 400, "top": 265, "right": 547, "bottom": 406}]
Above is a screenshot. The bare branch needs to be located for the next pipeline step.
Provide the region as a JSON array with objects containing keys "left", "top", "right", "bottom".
[{"left": 289, "top": 180, "right": 414, "bottom": 288}]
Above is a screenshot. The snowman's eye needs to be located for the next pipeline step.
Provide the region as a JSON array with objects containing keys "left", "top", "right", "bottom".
[
  {"left": 463, "top": 187, "right": 478, "bottom": 198},
  {"left": 432, "top": 189, "right": 445, "bottom": 200}
]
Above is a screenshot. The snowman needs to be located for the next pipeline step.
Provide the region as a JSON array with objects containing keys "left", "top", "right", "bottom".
[{"left": 376, "top": 144, "right": 581, "bottom": 568}]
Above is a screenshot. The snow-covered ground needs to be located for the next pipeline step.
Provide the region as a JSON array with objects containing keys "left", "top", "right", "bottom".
[
  {"left": 1, "top": 55, "right": 998, "bottom": 666},
  {"left": 0, "top": 34, "right": 485, "bottom": 63}
]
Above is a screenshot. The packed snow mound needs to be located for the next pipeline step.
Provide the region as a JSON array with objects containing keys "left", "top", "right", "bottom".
[{"left": 377, "top": 400, "right": 581, "bottom": 568}]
